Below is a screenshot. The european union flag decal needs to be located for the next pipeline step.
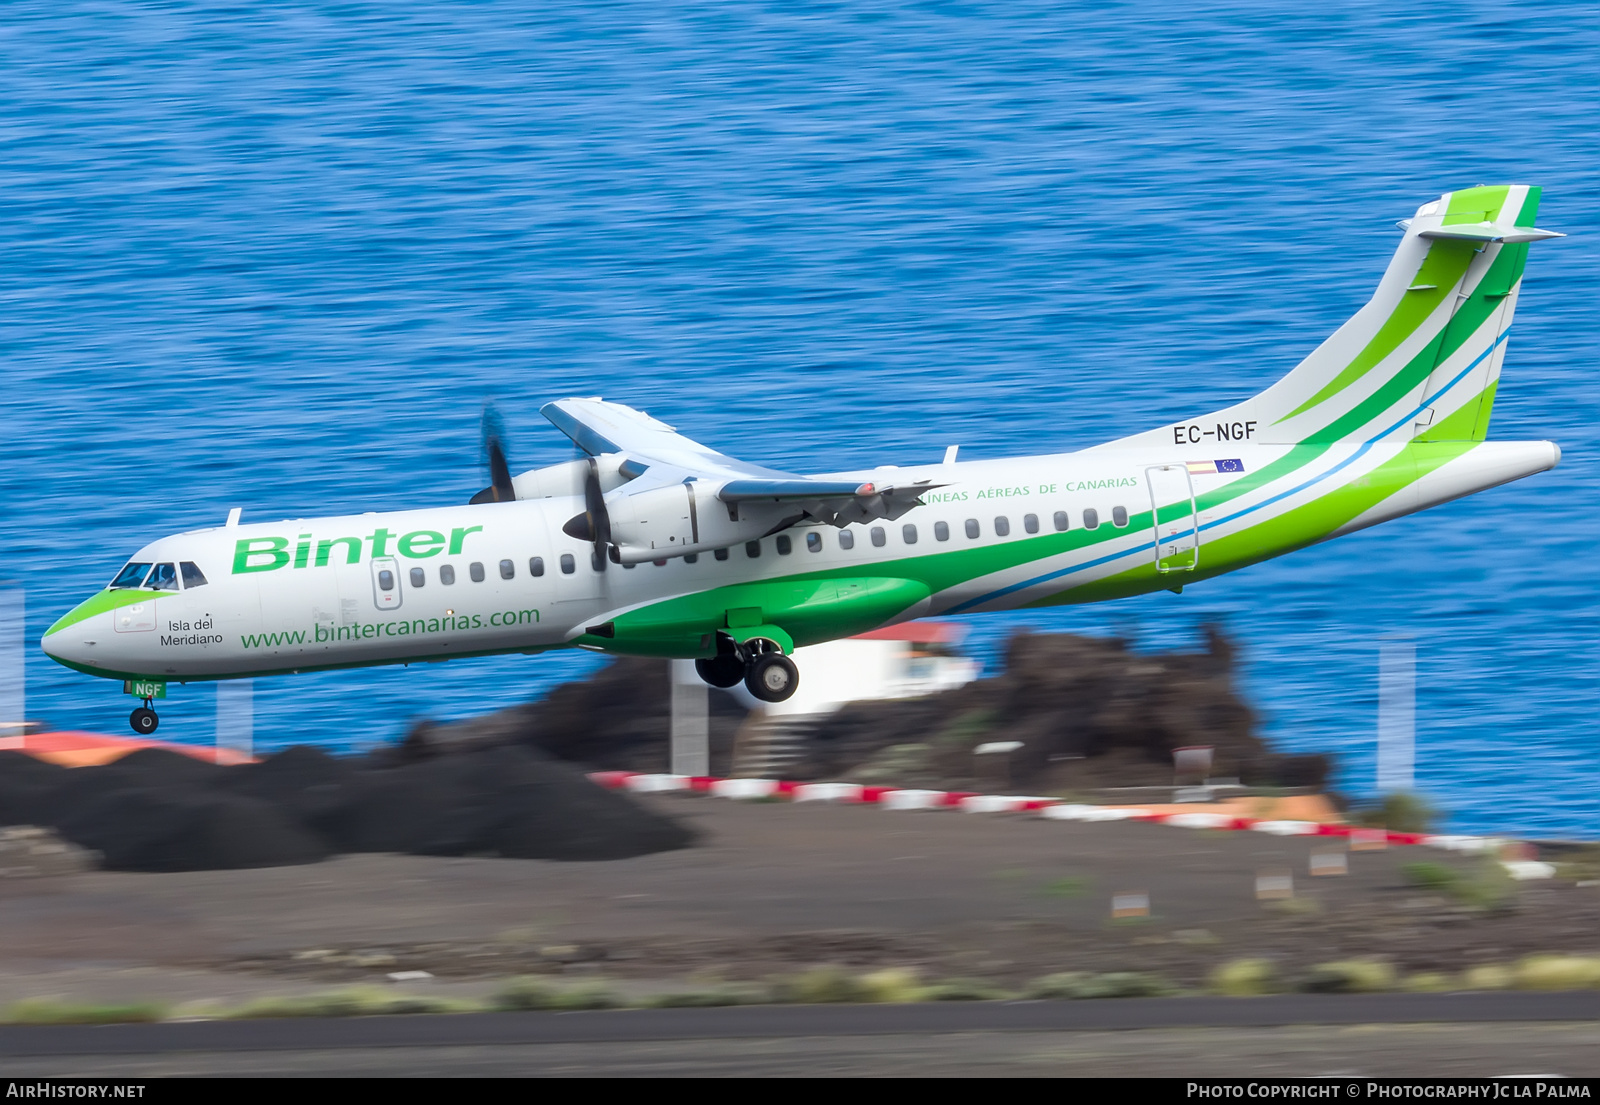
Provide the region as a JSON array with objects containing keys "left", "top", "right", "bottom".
[{"left": 1186, "top": 459, "right": 1246, "bottom": 475}]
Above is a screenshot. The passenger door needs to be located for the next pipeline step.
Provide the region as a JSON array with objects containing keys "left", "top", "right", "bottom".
[{"left": 1145, "top": 464, "right": 1199, "bottom": 573}]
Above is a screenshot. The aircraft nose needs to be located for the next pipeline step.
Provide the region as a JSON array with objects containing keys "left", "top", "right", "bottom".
[
  {"left": 40, "top": 623, "right": 79, "bottom": 664},
  {"left": 41, "top": 593, "right": 106, "bottom": 668}
]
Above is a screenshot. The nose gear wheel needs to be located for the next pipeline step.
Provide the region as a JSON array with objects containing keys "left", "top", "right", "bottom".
[{"left": 130, "top": 704, "right": 159, "bottom": 735}]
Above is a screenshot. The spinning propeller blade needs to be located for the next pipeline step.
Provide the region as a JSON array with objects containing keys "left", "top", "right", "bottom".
[
  {"left": 469, "top": 403, "right": 518, "bottom": 505},
  {"left": 560, "top": 458, "right": 612, "bottom": 570}
]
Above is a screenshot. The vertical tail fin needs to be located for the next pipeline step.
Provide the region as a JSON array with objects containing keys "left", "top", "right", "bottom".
[{"left": 1110, "top": 186, "right": 1562, "bottom": 450}]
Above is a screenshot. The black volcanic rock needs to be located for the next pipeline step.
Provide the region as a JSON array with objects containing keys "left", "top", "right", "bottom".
[{"left": 0, "top": 743, "right": 694, "bottom": 872}]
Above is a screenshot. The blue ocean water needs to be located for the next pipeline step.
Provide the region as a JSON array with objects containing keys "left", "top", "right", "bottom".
[{"left": 1, "top": 1, "right": 1596, "bottom": 837}]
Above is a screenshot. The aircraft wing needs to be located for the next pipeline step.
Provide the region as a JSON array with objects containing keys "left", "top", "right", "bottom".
[
  {"left": 541, "top": 397, "right": 787, "bottom": 483},
  {"left": 540, "top": 397, "right": 943, "bottom": 523}
]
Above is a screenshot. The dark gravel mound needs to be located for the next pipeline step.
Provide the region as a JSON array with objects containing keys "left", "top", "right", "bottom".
[
  {"left": 0, "top": 744, "right": 693, "bottom": 872},
  {"left": 399, "top": 657, "right": 750, "bottom": 775},
  {"left": 55, "top": 788, "right": 332, "bottom": 872},
  {"left": 214, "top": 744, "right": 359, "bottom": 835},
  {"left": 0, "top": 752, "right": 71, "bottom": 825},
  {"left": 333, "top": 745, "right": 694, "bottom": 860},
  {"left": 100, "top": 747, "right": 229, "bottom": 785}
]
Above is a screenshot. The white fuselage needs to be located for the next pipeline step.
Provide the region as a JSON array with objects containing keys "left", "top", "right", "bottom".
[{"left": 43, "top": 436, "right": 1557, "bottom": 684}]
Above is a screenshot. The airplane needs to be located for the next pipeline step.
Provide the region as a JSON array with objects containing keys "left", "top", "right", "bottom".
[{"left": 43, "top": 185, "right": 1564, "bottom": 736}]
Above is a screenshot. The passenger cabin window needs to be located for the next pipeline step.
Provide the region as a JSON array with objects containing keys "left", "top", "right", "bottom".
[
  {"left": 529, "top": 556, "right": 545, "bottom": 577},
  {"left": 623, "top": 561, "right": 635, "bottom": 569},
  {"left": 559, "top": 554, "right": 575, "bottom": 575},
  {"left": 745, "top": 540, "right": 761, "bottom": 558},
  {"left": 994, "top": 517, "right": 1010, "bottom": 537},
  {"left": 1024, "top": 513, "right": 1039, "bottom": 534},
  {"left": 838, "top": 530, "right": 855, "bottom": 550},
  {"left": 1053, "top": 511, "right": 1070, "bottom": 532},
  {"left": 499, "top": 559, "right": 515, "bottom": 580},
  {"left": 469, "top": 562, "right": 485, "bottom": 583},
  {"left": 870, "top": 526, "right": 886, "bottom": 547},
  {"left": 147, "top": 563, "right": 179, "bottom": 591},
  {"left": 1112, "top": 506, "right": 1129, "bottom": 527},
  {"left": 965, "top": 518, "right": 980, "bottom": 539},
  {"left": 902, "top": 524, "right": 917, "bottom": 544},
  {"left": 110, "top": 563, "right": 152, "bottom": 589},
  {"left": 934, "top": 521, "right": 949, "bottom": 542},
  {"left": 1083, "top": 508, "right": 1099, "bottom": 530},
  {"left": 654, "top": 559, "right": 667, "bottom": 566},
  {"left": 440, "top": 564, "right": 457, "bottom": 585},
  {"left": 775, "top": 535, "right": 792, "bottom": 555},
  {"left": 806, "top": 532, "right": 822, "bottom": 552},
  {"left": 714, "top": 547, "right": 730, "bottom": 561},
  {"left": 684, "top": 553, "right": 699, "bottom": 564},
  {"left": 179, "top": 562, "right": 207, "bottom": 589},
  {"left": 377, "top": 569, "right": 395, "bottom": 591},
  {"left": 409, "top": 567, "right": 426, "bottom": 587}
]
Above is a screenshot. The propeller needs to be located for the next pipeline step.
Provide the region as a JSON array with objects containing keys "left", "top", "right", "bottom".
[
  {"left": 469, "top": 403, "right": 517, "bottom": 505},
  {"left": 561, "top": 458, "right": 612, "bottom": 571}
]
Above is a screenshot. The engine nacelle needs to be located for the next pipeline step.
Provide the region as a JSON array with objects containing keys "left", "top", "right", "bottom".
[
  {"left": 510, "top": 455, "right": 637, "bottom": 500},
  {"left": 606, "top": 482, "right": 789, "bottom": 564}
]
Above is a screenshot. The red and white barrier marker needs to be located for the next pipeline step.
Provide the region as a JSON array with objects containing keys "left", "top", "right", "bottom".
[{"left": 588, "top": 770, "right": 1537, "bottom": 865}]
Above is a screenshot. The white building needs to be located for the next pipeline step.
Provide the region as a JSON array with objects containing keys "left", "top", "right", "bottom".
[
  {"left": 723, "top": 621, "right": 980, "bottom": 776},
  {"left": 751, "top": 621, "right": 979, "bottom": 718}
]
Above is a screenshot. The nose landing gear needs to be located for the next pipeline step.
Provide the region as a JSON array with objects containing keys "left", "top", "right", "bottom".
[{"left": 130, "top": 699, "right": 159, "bottom": 736}]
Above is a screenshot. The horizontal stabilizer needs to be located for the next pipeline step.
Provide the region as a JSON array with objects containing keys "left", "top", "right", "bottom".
[{"left": 1418, "top": 222, "right": 1565, "bottom": 244}]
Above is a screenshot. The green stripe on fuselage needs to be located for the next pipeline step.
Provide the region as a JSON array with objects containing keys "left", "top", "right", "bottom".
[
  {"left": 1028, "top": 440, "right": 1477, "bottom": 607},
  {"left": 584, "top": 444, "right": 1341, "bottom": 649}
]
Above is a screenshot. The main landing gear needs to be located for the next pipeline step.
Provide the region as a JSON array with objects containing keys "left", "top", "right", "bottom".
[
  {"left": 130, "top": 699, "right": 160, "bottom": 736},
  {"left": 694, "top": 652, "right": 744, "bottom": 689},
  {"left": 746, "top": 653, "right": 799, "bottom": 703},
  {"left": 695, "top": 636, "right": 800, "bottom": 703}
]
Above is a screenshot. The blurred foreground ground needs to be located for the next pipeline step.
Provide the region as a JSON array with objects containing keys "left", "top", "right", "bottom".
[
  {"left": 3, "top": 795, "right": 1598, "bottom": 1074},
  {"left": 4, "top": 1021, "right": 1598, "bottom": 1077},
  {"left": 1, "top": 798, "right": 1595, "bottom": 1004}
]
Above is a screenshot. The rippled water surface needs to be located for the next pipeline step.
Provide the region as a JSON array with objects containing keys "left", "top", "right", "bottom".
[{"left": 2, "top": 2, "right": 1597, "bottom": 836}]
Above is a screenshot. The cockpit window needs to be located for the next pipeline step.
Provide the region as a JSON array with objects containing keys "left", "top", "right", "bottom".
[
  {"left": 180, "top": 562, "right": 208, "bottom": 589},
  {"left": 110, "top": 563, "right": 152, "bottom": 589},
  {"left": 146, "top": 563, "right": 179, "bottom": 591}
]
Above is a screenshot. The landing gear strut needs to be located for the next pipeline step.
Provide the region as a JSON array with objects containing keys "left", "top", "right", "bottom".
[{"left": 129, "top": 699, "right": 159, "bottom": 736}]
